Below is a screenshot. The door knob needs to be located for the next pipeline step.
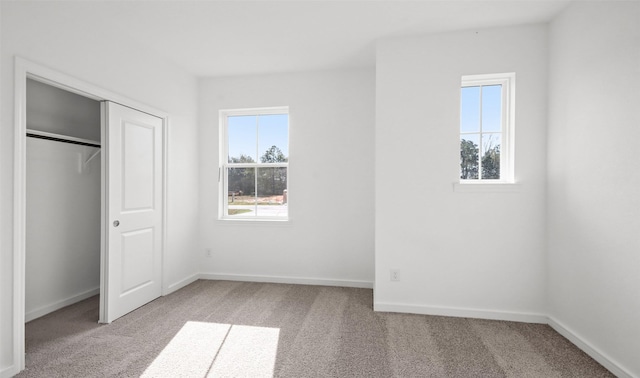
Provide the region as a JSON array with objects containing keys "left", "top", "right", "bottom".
[{"left": 113, "top": 220, "right": 120, "bottom": 227}]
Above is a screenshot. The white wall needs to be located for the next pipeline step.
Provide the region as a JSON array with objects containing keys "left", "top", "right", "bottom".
[
  {"left": 1, "top": 2, "right": 199, "bottom": 374},
  {"left": 375, "top": 25, "right": 548, "bottom": 320},
  {"left": 26, "top": 138, "right": 101, "bottom": 321},
  {"left": 27, "top": 79, "right": 101, "bottom": 141},
  {"left": 199, "top": 69, "right": 375, "bottom": 286},
  {"left": 0, "top": 4, "right": 6, "bottom": 378},
  {"left": 547, "top": 2, "right": 640, "bottom": 376}
]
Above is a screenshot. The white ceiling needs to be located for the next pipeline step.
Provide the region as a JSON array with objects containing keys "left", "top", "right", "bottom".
[{"left": 30, "top": 1, "right": 572, "bottom": 78}]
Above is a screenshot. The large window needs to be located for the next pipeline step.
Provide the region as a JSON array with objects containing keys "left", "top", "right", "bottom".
[
  {"left": 460, "top": 73, "right": 515, "bottom": 183},
  {"left": 220, "top": 107, "right": 289, "bottom": 220}
]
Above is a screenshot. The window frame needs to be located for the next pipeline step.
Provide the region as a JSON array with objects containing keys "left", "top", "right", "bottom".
[
  {"left": 219, "top": 106, "right": 290, "bottom": 221},
  {"left": 459, "top": 72, "right": 515, "bottom": 184}
]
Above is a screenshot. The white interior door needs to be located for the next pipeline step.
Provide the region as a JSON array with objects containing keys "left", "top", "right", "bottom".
[{"left": 101, "top": 101, "right": 163, "bottom": 323}]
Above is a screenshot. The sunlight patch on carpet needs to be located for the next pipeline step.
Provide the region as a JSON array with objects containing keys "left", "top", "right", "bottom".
[{"left": 141, "top": 321, "right": 280, "bottom": 377}]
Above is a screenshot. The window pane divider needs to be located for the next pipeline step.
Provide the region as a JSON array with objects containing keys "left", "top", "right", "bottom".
[{"left": 478, "top": 85, "right": 484, "bottom": 179}]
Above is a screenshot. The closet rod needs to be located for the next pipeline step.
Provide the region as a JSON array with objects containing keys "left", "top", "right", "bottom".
[{"left": 26, "top": 129, "right": 101, "bottom": 148}]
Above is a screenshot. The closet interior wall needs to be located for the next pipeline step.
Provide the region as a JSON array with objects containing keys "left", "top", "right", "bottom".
[{"left": 25, "top": 79, "right": 102, "bottom": 322}]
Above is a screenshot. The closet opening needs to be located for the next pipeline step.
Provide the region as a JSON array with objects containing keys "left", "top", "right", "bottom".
[
  {"left": 14, "top": 58, "right": 168, "bottom": 374},
  {"left": 25, "top": 78, "right": 102, "bottom": 327}
]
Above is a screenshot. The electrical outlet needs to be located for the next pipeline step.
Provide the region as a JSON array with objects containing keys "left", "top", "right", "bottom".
[
  {"left": 206, "top": 248, "right": 212, "bottom": 258},
  {"left": 390, "top": 269, "right": 400, "bottom": 281}
]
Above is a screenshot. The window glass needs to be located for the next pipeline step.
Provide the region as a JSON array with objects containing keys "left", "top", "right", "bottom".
[
  {"left": 460, "top": 134, "right": 479, "bottom": 180},
  {"left": 256, "top": 167, "right": 288, "bottom": 218},
  {"left": 228, "top": 115, "right": 257, "bottom": 163},
  {"left": 481, "top": 85, "right": 502, "bottom": 132},
  {"left": 481, "top": 133, "right": 501, "bottom": 179},
  {"left": 227, "top": 167, "right": 255, "bottom": 216},
  {"left": 222, "top": 108, "right": 289, "bottom": 220},
  {"left": 258, "top": 114, "right": 289, "bottom": 162},
  {"left": 460, "top": 86, "right": 480, "bottom": 133}
]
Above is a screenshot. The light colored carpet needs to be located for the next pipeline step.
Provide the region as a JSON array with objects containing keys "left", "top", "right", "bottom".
[{"left": 18, "top": 280, "right": 613, "bottom": 377}]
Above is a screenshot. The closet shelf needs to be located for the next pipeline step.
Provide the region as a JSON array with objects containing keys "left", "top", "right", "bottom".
[{"left": 26, "top": 129, "right": 101, "bottom": 148}]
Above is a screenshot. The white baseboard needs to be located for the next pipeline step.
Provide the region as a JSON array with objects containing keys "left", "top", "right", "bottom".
[
  {"left": 164, "top": 272, "right": 200, "bottom": 295},
  {"left": 25, "top": 287, "right": 100, "bottom": 323},
  {"left": 374, "top": 302, "right": 548, "bottom": 324},
  {"left": 199, "top": 273, "right": 373, "bottom": 289},
  {"left": 1, "top": 364, "right": 18, "bottom": 378},
  {"left": 547, "top": 317, "right": 634, "bottom": 378},
  {"left": 374, "top": 304, "right": 632, "bottom": 377}
]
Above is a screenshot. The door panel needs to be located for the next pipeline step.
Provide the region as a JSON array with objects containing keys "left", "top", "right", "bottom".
[
  {"left": 121, "top": 228, "right": 155, "bottom": 294},
  {"left": 102, "top": 102, "right": 163, "bottom": 323},
  {"left": 123, "top": 122, "right": 156, "bottom": 210}
]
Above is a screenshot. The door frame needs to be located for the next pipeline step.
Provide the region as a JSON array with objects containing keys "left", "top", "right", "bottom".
[{"left": 12, "top": 57, "right": 169, "bottom": 372}]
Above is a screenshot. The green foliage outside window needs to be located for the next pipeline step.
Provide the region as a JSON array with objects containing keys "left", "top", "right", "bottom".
[
  {"left": 228, "top": 145, "right": 287, "bottom": 196},
  {"left": 460, "top": 139, "right": 500, "bottom": 180}
]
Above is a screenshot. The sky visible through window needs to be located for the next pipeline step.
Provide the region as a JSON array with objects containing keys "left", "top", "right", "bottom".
[
  {"left": 228, "top": 114, "right": 288, "bottom": 162},
  {"left": 461, "top": 85, "right": 501, "bottom": 133},
  {"left": 460, "top": 84, "right": 502, "bottom": 180}
]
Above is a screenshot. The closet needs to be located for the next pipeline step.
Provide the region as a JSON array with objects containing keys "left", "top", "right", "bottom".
[{"left": 25, "top": 78, "right": 102, "bottom": 322}]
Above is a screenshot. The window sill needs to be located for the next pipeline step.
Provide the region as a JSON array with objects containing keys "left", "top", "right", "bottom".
[
  {"left": 453, "top": 182, "right": 521, "bottom": 193},
  {"left": 217, "top": 217, "right": 291, "bottom": 226}
]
